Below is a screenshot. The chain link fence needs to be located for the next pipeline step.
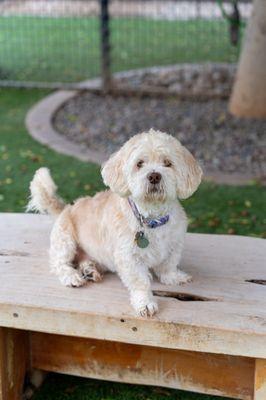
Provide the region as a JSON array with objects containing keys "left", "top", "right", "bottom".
[{"left": 0, "top": 0, "right": 252, "bottom": 89}]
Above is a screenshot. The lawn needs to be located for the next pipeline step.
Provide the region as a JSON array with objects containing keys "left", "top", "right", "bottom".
[
  {"left": 32, "top": 374, "right": 233, "bottom": 400},
  {"left": 0, "top": 87, "right": 265, "bottom": 400},
  {"left": 0, "top": 17, "right": 240, "bottom": 83}
]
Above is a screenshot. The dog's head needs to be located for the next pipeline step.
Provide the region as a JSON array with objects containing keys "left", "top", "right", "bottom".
[{"left": 101, "top": 129, "right": 202, "bottom": 202}]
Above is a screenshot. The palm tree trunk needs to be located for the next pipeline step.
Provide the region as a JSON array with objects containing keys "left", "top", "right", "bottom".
[{"left": 229, "top": 0, "right": 266, "bottom": 118}]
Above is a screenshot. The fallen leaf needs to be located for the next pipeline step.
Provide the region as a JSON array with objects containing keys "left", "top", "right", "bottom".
[{"left": 240, "top": 210, "right": 249, "bottom": 216}]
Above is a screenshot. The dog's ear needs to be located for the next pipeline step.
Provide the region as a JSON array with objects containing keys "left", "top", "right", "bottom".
[
  {"left": 175, "top": 145, "right": 202, "bottom": 200},
  {"left": 101, "top": 148, "right": 130, "bottom": 196}
]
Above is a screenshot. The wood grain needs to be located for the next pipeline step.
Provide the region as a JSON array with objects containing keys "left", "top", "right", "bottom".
[
  {"left": 1, "top": 213, "right": 266, "bottom": 358},
  {"left": 31, "top": 332, "right": 254, "bottom": 400},
  {"left": 0, "top": 328, "right": 29, "bottom": 400},
  {"left": 254, "top": 359, "right": 266, "bottom": 400}
]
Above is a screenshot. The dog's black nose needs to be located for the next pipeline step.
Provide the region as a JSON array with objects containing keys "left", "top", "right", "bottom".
[{"left": 148, "top": 172, "right": 161, "bottom": 184}]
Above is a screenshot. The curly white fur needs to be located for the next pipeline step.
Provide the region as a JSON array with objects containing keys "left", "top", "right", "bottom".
[
  {"left": 27, "top": 130, "right": 202, "bottom": 317},
  {"left": 27, "top": 167, "right": 65, "bottom": 216}
]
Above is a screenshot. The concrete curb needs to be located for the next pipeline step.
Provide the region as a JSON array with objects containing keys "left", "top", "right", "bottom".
[{"left": 26, "top": 78, "right": 107, "bottom": 165}]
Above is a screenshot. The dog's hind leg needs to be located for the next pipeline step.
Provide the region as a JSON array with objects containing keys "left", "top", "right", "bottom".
[
  {"left": 79, "top": 260, "right": 103, "bottom": 282},
  {"left": 74, "top": 248, "right": 103, "bottom": 282},
  {"left": 49, "top": 215, "right": 87, "bottom": 287}
]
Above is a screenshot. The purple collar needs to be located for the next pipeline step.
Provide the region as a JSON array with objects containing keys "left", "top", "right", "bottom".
[{"left": 128, "top": 198, "right": 169, "bottom": 229}]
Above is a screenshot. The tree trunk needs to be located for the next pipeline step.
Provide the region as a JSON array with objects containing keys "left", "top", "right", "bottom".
[{"left": 229, "top": 0, "right": 266, "bottom": 118}]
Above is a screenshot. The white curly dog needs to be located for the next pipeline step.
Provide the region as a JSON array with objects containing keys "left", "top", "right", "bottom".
[{"left": 28, "top": 129, "right": 202, "bottom": 317}]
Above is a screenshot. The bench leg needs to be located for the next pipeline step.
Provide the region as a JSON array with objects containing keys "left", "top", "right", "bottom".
[
  {"left": 254, "top": 359, "right": 266, "bottom": 400},
  {"left": 0, "top": 328, "right": 29, "bottom": 400}
]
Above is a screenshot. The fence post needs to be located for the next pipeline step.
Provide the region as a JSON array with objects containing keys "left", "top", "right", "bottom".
[{"left": 100, "top": 0, "right": 112, "bottom": 92}]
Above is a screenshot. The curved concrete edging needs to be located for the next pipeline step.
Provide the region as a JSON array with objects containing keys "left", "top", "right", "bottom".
[
  {"left": 26, "top": 69, "right": 260, "bottom": 185},
  {"left": 26, "top": 78, "right": 107, "bottom": 165}
]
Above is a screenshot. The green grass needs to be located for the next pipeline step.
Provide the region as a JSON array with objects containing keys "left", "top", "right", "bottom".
[
  {"left": 0, "top": 87, "right": 265, "bottom": 400},
  {"left": 0, "top": 17, "right": 240, "bottom": 83},
  {"left": 32, "top": 374, "right": 233, "bottom": 400}
]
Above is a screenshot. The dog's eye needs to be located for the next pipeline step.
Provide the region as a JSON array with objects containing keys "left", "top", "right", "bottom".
[
  {"left": 136, "top": 160, "right": 144, "bottom": 168},
  {"left": 164, "top": 159, "right": 172, "bottom": 167}
]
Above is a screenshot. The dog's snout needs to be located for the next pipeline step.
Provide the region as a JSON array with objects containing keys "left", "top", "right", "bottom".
[{"left": 148, "top": 172, "right": 161, "bottom": 185}]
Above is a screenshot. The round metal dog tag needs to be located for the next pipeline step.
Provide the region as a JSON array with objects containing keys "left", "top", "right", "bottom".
[{"left": 135, "top": 231, "right": 149, "bottom": 248}]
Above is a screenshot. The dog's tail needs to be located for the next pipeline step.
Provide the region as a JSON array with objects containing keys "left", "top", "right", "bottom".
[{"left": 27, "top": 168, "right": 65, "bottom": 217}]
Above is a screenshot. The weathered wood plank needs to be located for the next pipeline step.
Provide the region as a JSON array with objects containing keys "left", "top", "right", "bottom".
[
  {"left": 31, "top": 332, "right": 254, "bottom": 400},
  {"left": 1, "top": 302, "right": 266, "bottom": 359},
  {"left": 254, "top": 359, "right": 266, "bottom": 400},
  {"left": 0, "top": 328, "right": 29, "bottom": 400},
  {"left": 0, "top": 213, "right": 266, "bottom": 358}
]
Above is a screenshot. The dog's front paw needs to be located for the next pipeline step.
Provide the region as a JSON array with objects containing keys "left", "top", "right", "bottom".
[
  {"left": 160, "top": 269, "right": 192, "bottom": 285},
  {"left": 137, "top": 301, "right": 158, "bottom": 317},
  {"left": 131, "top": 293, "right": 158, "bottom": 317},
  {"left": 59, "top": 269, "right": 86, "bottom": 287}
]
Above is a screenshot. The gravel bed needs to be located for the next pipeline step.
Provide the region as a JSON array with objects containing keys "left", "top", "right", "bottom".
[
  {"left": 54, "top": 92, "right": 266, "bottom": 178},
  {"left": 118, "top": 64, "right": 236, "bottom": 97}
]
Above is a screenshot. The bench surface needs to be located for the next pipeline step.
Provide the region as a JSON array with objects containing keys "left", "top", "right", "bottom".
[{"left": 0, "top": 213, "right": 266, "bottom": 358}]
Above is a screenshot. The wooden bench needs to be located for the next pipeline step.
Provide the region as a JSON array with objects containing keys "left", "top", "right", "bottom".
[{"left": 0, "top": 213, "right": 266, "bottom": 400}]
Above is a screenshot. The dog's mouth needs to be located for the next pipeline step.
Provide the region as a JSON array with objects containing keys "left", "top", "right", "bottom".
[
  {"left": 149, "top": 185, "right": 159, "bottom": 193},
  {"left": 145, "top": 183, "right": 166, "bottom": 201}
]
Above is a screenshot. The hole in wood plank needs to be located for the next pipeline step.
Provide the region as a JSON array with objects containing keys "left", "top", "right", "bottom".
[
  {"left": 245, "top": 279, "right": 266, "bottom": 285},
  {"left": 153, "top": 290, "right": 217, "bottom": 302}
]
